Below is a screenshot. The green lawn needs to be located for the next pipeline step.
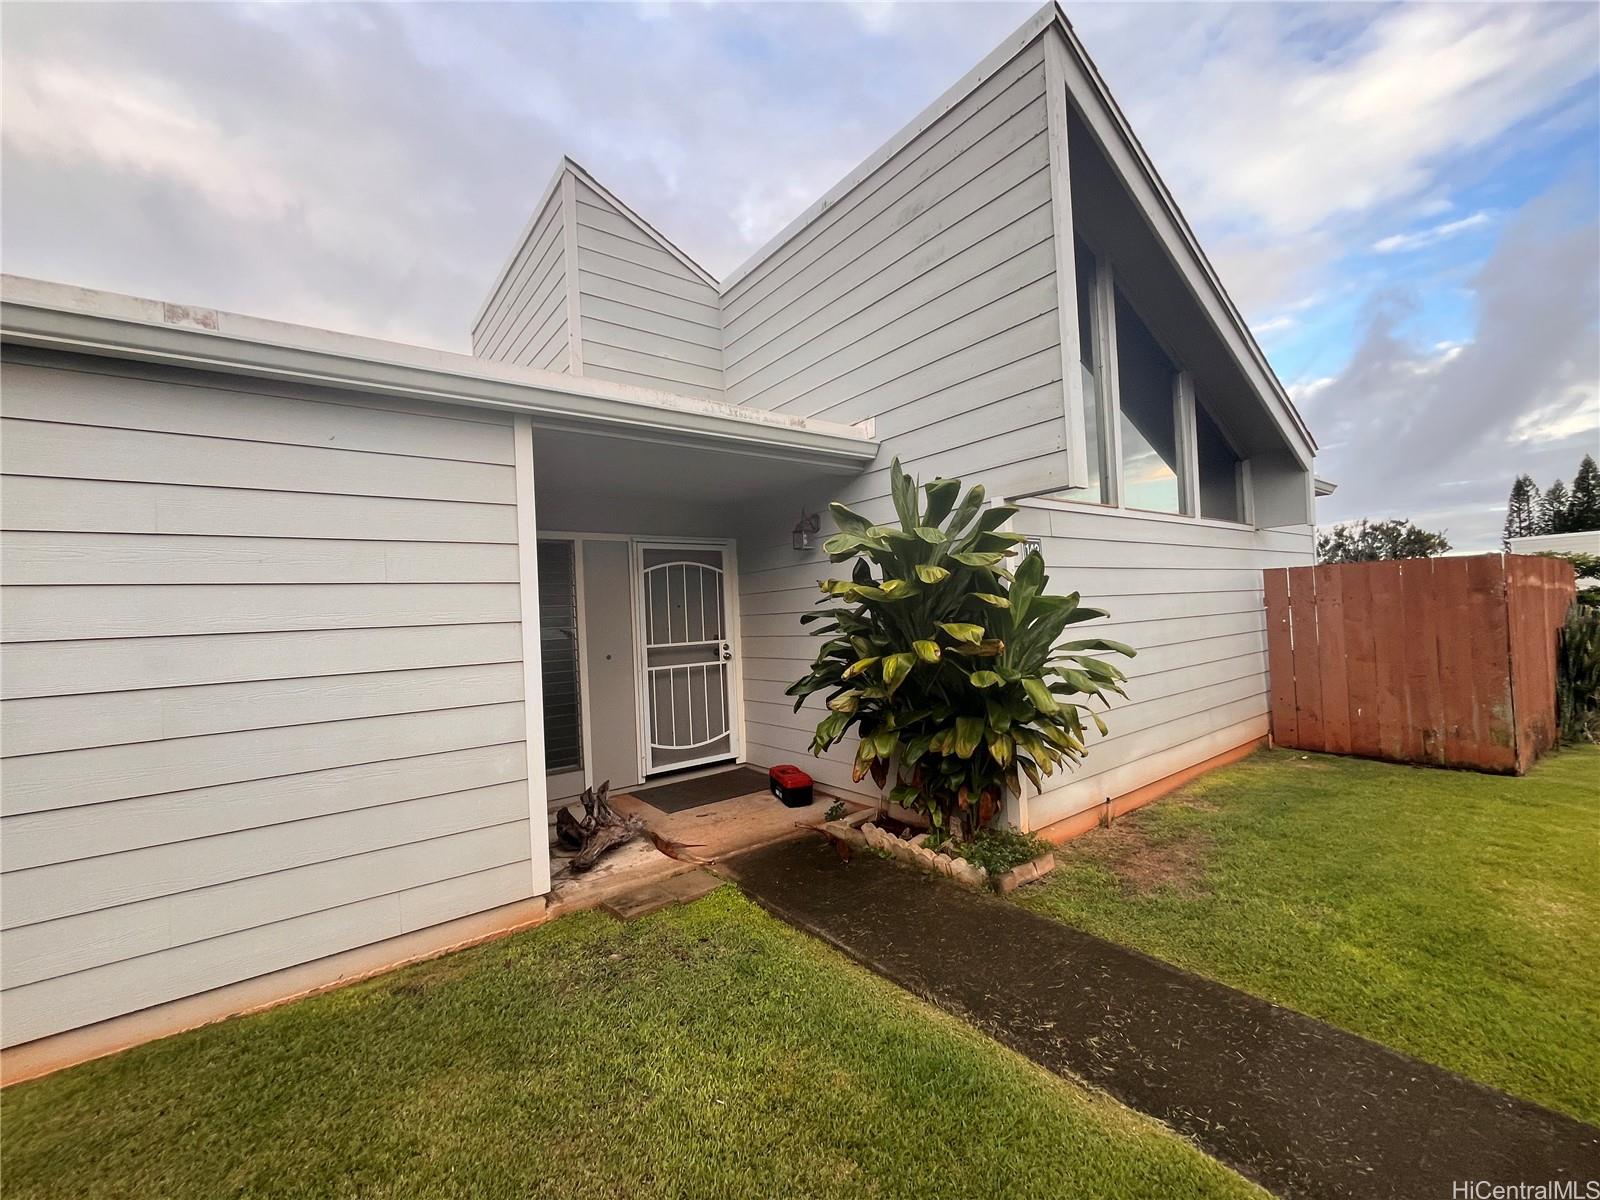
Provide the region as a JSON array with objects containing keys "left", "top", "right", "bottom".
[
  {"left": 2, "top": 888, "right": 1260, "bottom": 1200},
  {"left": 1019, "top": 745, "right": 1600, "bottom": 1125}
]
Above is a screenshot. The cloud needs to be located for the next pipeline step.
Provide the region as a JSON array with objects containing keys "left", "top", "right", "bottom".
[
  {"left": 1372, "top": 211, "right": 1492, "bottom": 254},
  {"left": 1078, "top": 4, "right": 1596, "bottom": 238},
  {"left": 1312, "top": 178, "right": 1599, "bottom": 550}
]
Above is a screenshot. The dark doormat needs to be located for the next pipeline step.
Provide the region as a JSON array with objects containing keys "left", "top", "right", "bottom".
[{"left": 634, "top": 766, "right": 770, "bottom": 814}]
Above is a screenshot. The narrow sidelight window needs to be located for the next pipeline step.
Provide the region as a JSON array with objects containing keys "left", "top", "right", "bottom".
[
  {"left": 538, "top": 539, "right": 583, "bottom": 774},
  {"left": 1073, "top": 240, "right": 1111, "bottom": 503},
  {"left": 1195, "top": 398, "right": 1243, "bottom": 523},
  {"left": 1114, "top": 291, "right": 1181, "bottom": 513}
]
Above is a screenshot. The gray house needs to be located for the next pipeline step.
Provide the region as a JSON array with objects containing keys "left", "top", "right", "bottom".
[{"left": 0, "top": 4, "right": 1316, "bottom": 1071}]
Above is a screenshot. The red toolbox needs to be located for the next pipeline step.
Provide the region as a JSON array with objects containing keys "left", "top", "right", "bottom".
[{"left": 768, "top": 764, "right": 814, "bottom": 808}]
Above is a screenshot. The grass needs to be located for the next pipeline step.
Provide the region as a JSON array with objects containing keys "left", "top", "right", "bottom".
[
  {"left": 2, "top": 888, "right": 1261, "bottom": 1200},
  {"left": 1018, "top": 745, "right": 1600, "bottom": 1125},
  {"left": 944, "top": 827, "right": 1049, "bottom": 876}
]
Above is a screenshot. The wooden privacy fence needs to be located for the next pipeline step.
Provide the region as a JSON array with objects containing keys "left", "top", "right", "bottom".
[{"left": 1263, "top": 554, "right": 1576, "bottom": 774}]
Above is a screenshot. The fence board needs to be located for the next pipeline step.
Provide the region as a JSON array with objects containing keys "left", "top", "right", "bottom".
[
  {"left": 1368, "top": 560, "right": 1408, "bottom": 761},
  {"left": 1286, "top": 566, "right": 1323, "bottom": 747},
  {"left": 1343, "top": 567, "right": 1380, "bottom": 758},
  {"left": 1314, "top": 564, "right": 1352, "bottom": 755},
  {"left": 1263, "top": 554, "right": 1573, "bottom": 774},
  {"left": 1263, "top": 569, "right": 1297, "bottom": 747},
  {"left": 1400, "top": 557, "right": 1445, "bottom": 764}
]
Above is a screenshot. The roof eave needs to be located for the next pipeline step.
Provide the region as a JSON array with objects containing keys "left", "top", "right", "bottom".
[{"left": 0, "top": 291, "right": 876, "bottom": 473}]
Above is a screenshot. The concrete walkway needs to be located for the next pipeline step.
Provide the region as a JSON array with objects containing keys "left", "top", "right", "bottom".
[{"left": 721, "top": 836, "right": 1600, "bottom": 1200}]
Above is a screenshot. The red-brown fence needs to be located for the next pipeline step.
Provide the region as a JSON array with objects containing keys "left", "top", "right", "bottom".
[{"left": 1263, "top": 554, "right": 1575, "bottom": 774}]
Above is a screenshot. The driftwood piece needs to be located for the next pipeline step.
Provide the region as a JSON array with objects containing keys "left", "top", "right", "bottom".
[{"left": 559, "top": 781, "right": 644, "bottom": 873}]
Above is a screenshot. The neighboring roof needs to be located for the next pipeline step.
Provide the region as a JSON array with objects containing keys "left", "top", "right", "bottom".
[
  {"left": 1315, "top": 477, "right": 1338, "bottom": 497},
  {"left": 1507, "top": 530, "right": 1600, "bottom": 555},
  {"left": 0, "top": 275, "right": 876, "bottom": 471}
]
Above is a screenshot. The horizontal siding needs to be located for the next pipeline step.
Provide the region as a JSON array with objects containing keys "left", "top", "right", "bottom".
[
  {"left": 734, "top": 490, "right": 1313, "bottom": 813},
  {"left": 572, "top": 180, "right": 724, "bottom": 399},
  {"left": 728, "top": 37, "right": 1081, "bottom": 799},
  {"left": 473, "top": 182, "right": 570, "bottom": 370},
  {"left": 1022, "top": 503, "right": 1313, "bottom": 830},
  {"left": 0, "top": 356, "right": 539, "bottom": 1048}
]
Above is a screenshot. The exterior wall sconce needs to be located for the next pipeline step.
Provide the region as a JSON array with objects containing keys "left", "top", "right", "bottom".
[{"left": 792, "top": 509, "right": 821, "bottom": 552}]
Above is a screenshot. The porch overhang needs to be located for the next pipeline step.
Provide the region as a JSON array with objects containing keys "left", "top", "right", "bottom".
[{"left": 0, "top": 275, "right": 880, "bottom": 476}]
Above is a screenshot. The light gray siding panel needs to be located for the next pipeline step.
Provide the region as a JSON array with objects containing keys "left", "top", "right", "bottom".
[
  {"left": 2, "top": 702, "right": 528, "bottom": 815},
  {"left": 2, "top": 532, "right": 519, "bottom": 585},
  {"left": 1, "top": 861, "right": 533, "bottom": 1046},
  {"left": 0, "top": 419, "right": 515, "bottom": 504},
  {"left": 571, "top": 179, "right": 723, "bottom": 398},
  {"left": 0, "top": 356, "right": 542, "bottom": 1047},
  {"left": 2, "top": 583, "right": 521, "bottom": 641},
  {"left": 474, "top": 182, "right": 570, "bottom": 369},
  {"left": 1, "top": 742, "right": 529, "bottom": 871},
  {"left": 0, "top": 361, "right": 515, "bottom": 464},
  {"left": 0, "top": 624, "right": 525, "bottom": 699},
  {"left": 1, "top": 476, "right": 518, "bottom": 543},
  {"left": 1, "top": 663, "right": 525, "bottom": 756}
]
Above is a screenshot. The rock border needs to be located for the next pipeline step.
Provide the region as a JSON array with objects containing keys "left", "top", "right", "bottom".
[{"left": 817, "top": 814, "right": 1057, "bottom": 895}]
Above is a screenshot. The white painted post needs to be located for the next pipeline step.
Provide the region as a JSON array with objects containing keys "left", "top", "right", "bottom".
[
  {"left": 1043, "top": 28, "right": 1090, "bottom": 490},
  {"left": 513, "top": 415, "right": 552, "bottom": 896}
]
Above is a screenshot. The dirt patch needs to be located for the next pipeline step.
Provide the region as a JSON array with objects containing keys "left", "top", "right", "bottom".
[{"left": 1074, "top": 819, "right": 1213, "bottom": 897}]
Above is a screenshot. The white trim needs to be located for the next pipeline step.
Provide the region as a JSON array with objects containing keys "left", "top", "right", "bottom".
[
  {"left": 573, "top": 537, "right": 596, "bottom": 791},
  {"left": 513, "top": 416, "right": 552, "bottom": 897},
  {"left": 1092, "top": 252, "right": 1125, "bottom": 508},
  {"left": 560, "top": 169, "right": 585, "bottom": 374},
  {"left": 1174, "top": 370, "right": 1200, "bottom": 518},
  {"left": 1, "top": 278, "right": 876, "bottom": 470},
  {"left": 1042, "top": 27, "right": 1088, "bottom": 491}
]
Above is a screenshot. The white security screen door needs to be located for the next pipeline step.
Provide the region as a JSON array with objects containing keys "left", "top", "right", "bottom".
[{"left": 635, "top": 543, "right": 739, "bottom": 775}]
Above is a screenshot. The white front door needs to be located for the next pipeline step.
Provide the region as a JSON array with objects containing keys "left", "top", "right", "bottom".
[{"left": 634, "top": 541, "right": 740, "bottom": 776}]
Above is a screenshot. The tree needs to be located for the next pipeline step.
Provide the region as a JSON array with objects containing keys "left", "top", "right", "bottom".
[
  {"left": 1316, "top": 518, "right": 1451, "bottom": 564},
  {"left": 1503, "top": 474, "right": 1541, "bottom": 548},
  {"left": 1567, "top": 455, "right": 1600, "bottom": 533},
  {"left": 787, "top": 459, "right": 1133, "bottom": 841},
  {"left": 1541, "top": 480, "right": 1572, "bottom": 535}
]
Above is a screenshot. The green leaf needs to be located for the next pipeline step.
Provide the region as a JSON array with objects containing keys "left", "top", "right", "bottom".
[
  {"left": 914, "top": 564, "right": 951, "bottom": 584},
  {"left": 829, "top": 502, "right": 874, "bottom": 535},
  {"left": 878, "top": 578, "right": 915, "bottom": 599},
  {"left": 889, "top": 458, "right": 918, "bottom": 530},
  {"left": 914, "top": 527, "right": 947, "bottom": 544},
  {"left": 922, "top": 478, "right": 961, "bottom": 525},
  {"left": 912, "top": 639, "right": 942, "bottom": 664},
  {"left": 947, "top": 485, "right": 986, "bottom": 536},
  {"left": 986, "top": 730, "right": 1014, "bottom": 768},
  {"left": 881, "top": 652, "right": 917, "bottom": 694},
  {"left": 954, "top": 716, "right": 985, "bottom": 759},
  {"left": 936, "top": 622, "right": 985, "bottom": 644},
  {"left": 841, "top": 657, "right": 880, "bottom": 680},
  {"left": 1021, "top": 677, "right": 1059, "bottom": 714},
  {"left": 950, "top": 551, "right": 1005, "bottom": 567},
  {"left": 1062, "top": 637, "right": 1137, "bottom": 657},
  {"left": 970, "top": 592, "right": 1010, "bottom": 608},
  {"left": 889, "top": 784, "right": 921, "bottom": 807},
  {"left": 968, "top": 670, "right": 1005, "bottom": 689},
  {"left": 827, "top": 690, "right": 861, "bottom": 714}
]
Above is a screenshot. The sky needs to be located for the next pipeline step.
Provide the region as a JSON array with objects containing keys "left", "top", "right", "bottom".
[{"left": 3, "top": 1, "right": 1597, "bottom": 550}]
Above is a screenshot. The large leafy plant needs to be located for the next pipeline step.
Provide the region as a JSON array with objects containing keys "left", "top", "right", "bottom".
[{"left": 786, "top": 460, "right": 1134, "bottom": 840}]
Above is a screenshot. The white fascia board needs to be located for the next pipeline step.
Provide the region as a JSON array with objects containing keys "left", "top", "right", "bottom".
[
  {"left": 0, "top": 276, "right": 876, "bottom": 472},
  {"left": 1314, "top": 477, "right": 1338, "bottom": 497}
]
